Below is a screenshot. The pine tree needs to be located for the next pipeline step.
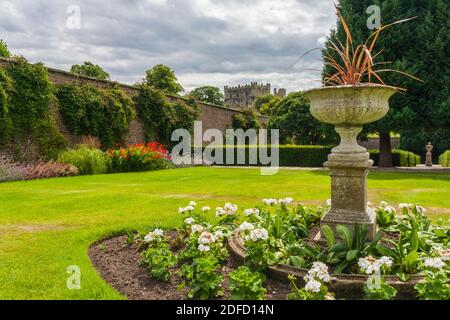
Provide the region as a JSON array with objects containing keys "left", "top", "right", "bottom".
[{"left": 323, "top": 0, "right": 450, "bottom": 166}]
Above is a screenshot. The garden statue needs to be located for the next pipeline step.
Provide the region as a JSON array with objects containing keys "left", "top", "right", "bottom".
[{"left": 425, "top": 142, "right": 433, "bottom": 167}]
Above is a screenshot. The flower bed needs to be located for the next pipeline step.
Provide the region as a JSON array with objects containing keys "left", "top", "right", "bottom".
[
  {"left": 107, "top": 142, "right": 173, "bottom": 173},
  {"left": 93, "top": 199, "right": 449, "bottom": 300}
]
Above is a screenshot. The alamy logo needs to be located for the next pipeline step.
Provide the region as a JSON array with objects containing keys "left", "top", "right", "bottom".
[
  {"left": 367, "top": 5, "right": 381, "bottom": 30},
  {"left": 66, "top": 265, "right": 81, "bottom": 290},
  {"left": 66, "top": 5, "right": 81, "bottom": 30},
  {"left": 171, "top": 121, "right": 280, "bottom": 176}
]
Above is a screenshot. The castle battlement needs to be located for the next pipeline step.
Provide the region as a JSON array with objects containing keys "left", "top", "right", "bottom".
[{"left": 224, "top": 82, "right": 286, "bottom": 109}]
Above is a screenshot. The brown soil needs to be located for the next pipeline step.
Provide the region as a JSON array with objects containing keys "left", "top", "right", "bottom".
[{"left": 89, "top": 234, "right": 291, "bottom": 300}]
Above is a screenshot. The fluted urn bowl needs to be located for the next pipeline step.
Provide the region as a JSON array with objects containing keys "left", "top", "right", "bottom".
[{"left": 304, "top": 84, "right": 397, "bottom": 125}]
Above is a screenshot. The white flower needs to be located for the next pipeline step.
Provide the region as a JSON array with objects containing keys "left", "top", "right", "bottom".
[
  {"left": 198, "top": 231, "right": 216, "bottom": 245},
  {"left": 244, "top": 208, "right": 260, "bottom": 217},
  {"left": 224, "top": 203, "right": 238, "bottom": 212},
  {"left": 415, "top": 205, "right": 427, "bottom": 214},
  {"left": 238, "top": 222, "right": 255, "bottom": 232},
  {"left": 144, "top": 234, "right": 154, "bottom": 243},
  {"left": 202, "top": 206, "right": 211, "bottom": 212},
  {"left": 435, "top": 247, "right": 450, "bottom": 261},
  {"left": 184, "top": 217, "right": 195, "bottom": 225},
  {"left": 279, "top": 197, "right": 294, "bottom": 206},
  {"left": 198, "top": 244, "right": 211, "bottom": 252},
  {"left": 424, "top": 257, "right": 445, "bottom": 270},
  {"left": 358, "top": 256, "right": 378, "bottom": 275},
  {"left": 178, "top": 207, "right": 186, "bottom": 214},
  {"left": 375, "top": 256, "right": 393, "bottom": 271},
  {"left": 367, "top": 201, "right": 372, "bottom": 207},
  {"left": 185, "top": 205, "right": 195, "bottom": 212},
  {"left": 304, "top": 262, "right": 331, "bottom": 283},
  {"left": 380, "top": 201, "right": 388, "bottom": 207},
  {"left": 153, "top": 229, "right": 164, "bottom": 237},
  {"left": 304, "top": 279, "right": 322, "bottom": 293},
  {"left": 263, "top": 199, "right": 278, "bottom": 206},
  {"left": 399, "top": 203, "right": 412, "bottom": 209},
  {"left": 249, "top": 228, "right": 269, "bottom": 242},
  {"left": 191, "top": 224, "right": 204, "bottom": 234},
  {"left": 384, "top": 206, "right": 397, "bottom": 215},
  {"left": 326, "top": 199, "right": 332, "bottom": 206},
  {"left": 214, "top": 230, "right": 224, "bottom": 239},
  {"left": 216, "top": 207, "right": 225, "bottom": 217},
  {"left": 189, "top": 201, "right": 197, "bottom": 207}
]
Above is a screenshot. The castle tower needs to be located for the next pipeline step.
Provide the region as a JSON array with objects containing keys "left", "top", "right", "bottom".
[{"left": 224, "top": 82, "right": 271, "bottom": 109}]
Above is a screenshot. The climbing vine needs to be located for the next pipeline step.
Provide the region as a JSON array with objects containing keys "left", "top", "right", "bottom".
[
  {"left": 56, "top": 83, "right": 135, "bottom": 148},
  {"left": 133, "top": 85, "right": 200, "bottom": 145}
]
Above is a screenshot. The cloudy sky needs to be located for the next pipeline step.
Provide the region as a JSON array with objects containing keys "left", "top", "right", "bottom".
[{"left": 0, "top": 0, "right": 337, "bottom": 93}]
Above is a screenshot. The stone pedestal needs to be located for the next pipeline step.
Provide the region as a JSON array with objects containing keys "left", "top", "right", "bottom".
[{"left": 323, "top": 126, "right": 376, "bottom": 239}]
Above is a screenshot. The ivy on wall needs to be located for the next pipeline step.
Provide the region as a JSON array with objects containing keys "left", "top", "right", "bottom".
[
  {"left": 133, "top": 85, "right": 200, "bottom": 145},
  {"left": 0, "top": 57, "right": 67, "bottom": 160},
  {"left": 56, "top": 83, "right": 135, "bottom": 148}
]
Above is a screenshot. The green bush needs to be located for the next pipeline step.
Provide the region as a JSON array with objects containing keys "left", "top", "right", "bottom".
[
  {"left": 205, "top": 145, "right": 420, "bottom": 167},
  {"left": 369, "top": 149, "right": 422, "bottom": 167},
  {"left": 57, "top": 146, "right": 110, "bottom": 175},
  {"left": 439, "top": 151, "right": 450, "bottom": 167}
]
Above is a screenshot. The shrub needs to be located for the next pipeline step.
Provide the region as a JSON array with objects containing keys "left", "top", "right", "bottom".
[
  {"left": 107, "top": 142, "right": 172, "bottom": 173},
  {"left": 370, "top": 149, "right": 421, "bottom": 167},
  {"left": 229, "top": 266, "right": 266, "bottom": 300},
  {"left": 439, "top": 151, "right": 450, "bottom": 167},
  {"left": 56, "top": 84, "right": 135, "bottom": 148},
  {"left": 58, "top": 146, "right": 110, "bottom": 175},
  {"left": 232, "top": 109, "right": 261, "bottom": 131},
  {"left": 0, "top": 160, "right": 78, "bottom": 182}
]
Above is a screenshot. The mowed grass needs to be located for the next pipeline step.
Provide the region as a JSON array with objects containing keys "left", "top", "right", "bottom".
[{"left": 0, "top": 167, "right": 449, "bottom": 300}]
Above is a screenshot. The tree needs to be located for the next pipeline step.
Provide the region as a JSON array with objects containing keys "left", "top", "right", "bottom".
[
  {"left": 189, "top": 86, "right": 224, "bottom": 106},
  {"left": 0, "top": 39, "right": 11, "bottom": 58},
  {"left": 70, "top": 61, "right": 110, "bottom": 80},
  {"left": 254, "top": 94, "right": 281, "bottom": 115},
  {"left": 268, "top": 92, "right": 337, "bottom": 145},
  {"left": 323, "top": 0, "right": 450, "bottom": 166},
  {"left": 232, "top": 109, "right": 261, "bottom": 131},
  {"left": 145, "top": 64, "right": 184, "bottom": 94}
]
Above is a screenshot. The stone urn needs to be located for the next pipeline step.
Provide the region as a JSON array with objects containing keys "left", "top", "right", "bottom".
[{"left": 304, "top": 84, "right": 397, "bottom": 239}]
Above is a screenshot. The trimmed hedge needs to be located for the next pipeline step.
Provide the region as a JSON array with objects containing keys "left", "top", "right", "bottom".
[
  {"left": 439, "top": 151, "right": 450, "bottom": 167},
  {"left": 204, "top": 145, "right": 421, "bottom": 167}
]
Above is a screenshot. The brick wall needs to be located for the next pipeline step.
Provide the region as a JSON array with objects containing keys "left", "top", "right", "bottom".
[{"left": 0, "top": 58, "right": 268, "bottom": 161}]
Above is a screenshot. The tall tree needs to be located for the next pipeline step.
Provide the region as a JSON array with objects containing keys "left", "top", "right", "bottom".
[
  {"left": 323, "top": 0, "right": 449, "bottom": 166},
  {"left": 145, "top": 64, "right": 184, "bottom": 94},
  {"left": 0, "top": 39, "right": 11, "bottom": 58},
  {"left": 189, "top": 86, "right": 224, "bottom": 106},
  {"left": 70, "top": 61, "right": 110, "bottom": 80}
]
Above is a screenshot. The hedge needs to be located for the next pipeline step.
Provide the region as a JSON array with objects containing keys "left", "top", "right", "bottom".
[
  {"left": 439, "top": 151, "right": 450, "bottom": 167},
  {"left": 203, "top": 145, "right": 421, "bottom": 167}
]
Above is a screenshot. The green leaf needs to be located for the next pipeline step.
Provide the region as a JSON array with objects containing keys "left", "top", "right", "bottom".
[
  {"left": 336, "top": 225, "right": 353, "bottom": 248},
  {"left": 410, "top": 226, "right": 419, "bottom": 252},
  {"left": 346, "top": 250, "right": 359, "bottom": 261},
  {"left": 333, "top": 260, "right": 350, "bottom": 274},
  {"left": 321, "top": 225, "right": 336, "bottom": 248},
  {"left": 376, "top": 244, "right": 396, "bottom": 258},
  {"left": 290, "top": 256, "right": 305, "bottom": 268}
]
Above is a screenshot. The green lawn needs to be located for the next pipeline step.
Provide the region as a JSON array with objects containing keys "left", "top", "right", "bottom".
[{"left": 0, "top": 167, "right": 449, "bottom": 300}]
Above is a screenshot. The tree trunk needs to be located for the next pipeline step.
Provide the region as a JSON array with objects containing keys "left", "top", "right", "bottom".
[{"left": 378, "top": 132, "right": 393, "bottom": 167}]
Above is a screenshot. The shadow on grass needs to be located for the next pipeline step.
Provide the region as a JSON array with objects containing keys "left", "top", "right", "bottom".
[{"left": 309, "top": 169, "right": 450, "bottom": 182}]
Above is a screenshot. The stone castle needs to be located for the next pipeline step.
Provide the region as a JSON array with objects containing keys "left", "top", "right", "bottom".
[{"left": 224, "top": 82, "right": 286, "bottom": 108}]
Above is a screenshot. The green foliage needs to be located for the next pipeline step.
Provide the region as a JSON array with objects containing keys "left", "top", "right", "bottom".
[
  {"left": 268, "top": 92, "right": 337, "bottom": 145},
  {"left": 133, "top": 85, "right": 200, "bottom": 145},
  {"left": 56, "top": 84, "right": 135, "bottom": 148},
  {"left": 363, "top": 277, "right": 398, "bottom": 300},
  {"left": 326, "top": 0, "right": 450, "bottom": 160},
  {"left": 144, "top": 64, "right": 184, "bottom": 94},
  {"left": 415, "top": 269, "right": 450, "bottom": 300},
  {"left": 0, "top": 68, "right": 13, "bottom": 144},
  {"left": 376, "top": 207, "right": 396, "bottom": 229},
  {"left": 287, "top": 275, "right": 333, "bottom": 301},
  {"left": 141, "top": 242, "right": 177, "bottom": 282},
  {"left": 34, "top": 117, "right": 68, "bottom": 160},
  {"left": 232, "top": 109, "right": 261, "bottom": 131},
  {"left": 229, "top": 266, "right": 266, "bottom": 300},
  {"left": 6, "top": 57, "right": 53, "bottom": 138},
  {"left": 254, "top": 94, "right": 281, "bottom": 115},
  {"left": 369, "top": 149, "right": 421, "bottom": 167},
  {"left": 179, "top": 254, "right": 224, "bottom": 300},
  {"left": 58, "top": 146, "right": 110, "bottom": 175},
  {"left": 439, "top": 151, "right": 450, "bottom": 167},
  {"left": 189, "top": 86, "right": 224, "bottom": 106},
  {"left": 0, "top": 39, "right": 11, "bottom": 58},
  {"left": 70, "top": 61, "right": 110, "bottom": 80}
]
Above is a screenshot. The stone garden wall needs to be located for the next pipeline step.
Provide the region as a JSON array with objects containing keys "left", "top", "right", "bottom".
[{"left": 0, "top": 58, "right": 268, "bottom": 161}]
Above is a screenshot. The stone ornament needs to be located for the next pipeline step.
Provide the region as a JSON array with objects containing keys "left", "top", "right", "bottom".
[
  {"left": 425, "top": 142, "right": 433, "bottom": 167},
  {"left": 304, "top": 84, "right": 397, "bottom": 239}
]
